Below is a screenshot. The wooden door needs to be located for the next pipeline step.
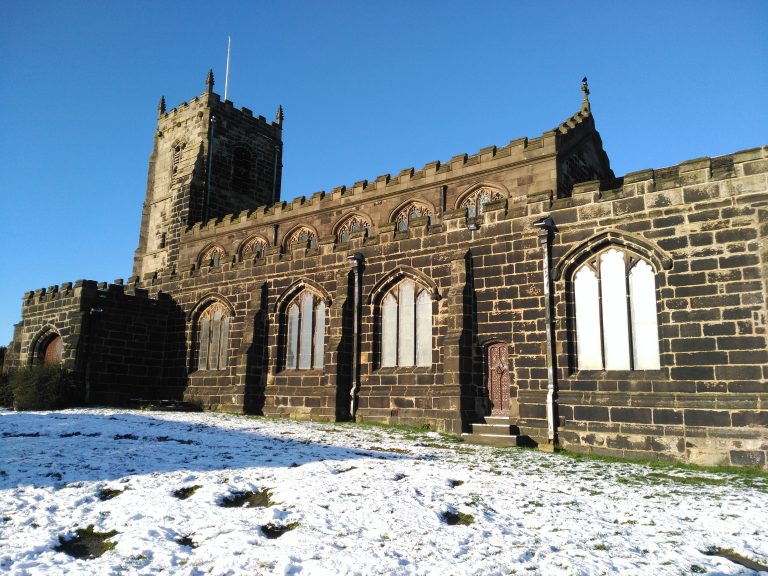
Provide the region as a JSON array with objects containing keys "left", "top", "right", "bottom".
[{"left": 487, "top": 343, "right": 510, "bottom": 416}]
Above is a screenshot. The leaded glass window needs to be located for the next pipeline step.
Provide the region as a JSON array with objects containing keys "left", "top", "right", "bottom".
[
  {"left": 380, "top": 280, "right": 432, "bottom": 368},
  {"left": 573, "top": 248, "right": 660, "bottom": 371},
  {"left": 284, "top": 290, "right": 326, "bottom": 370},
  {"left": 197, "top": 302, "right": 230, "bottom": 371}
]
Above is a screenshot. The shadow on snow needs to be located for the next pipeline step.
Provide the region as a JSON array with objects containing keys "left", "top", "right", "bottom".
[{"left": 0, "top": 409, "right": 410, "bottom": 488}]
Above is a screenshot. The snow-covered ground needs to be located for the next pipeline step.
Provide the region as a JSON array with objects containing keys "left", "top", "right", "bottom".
[{"left": 1, "top": 408, "right": 766, "bottom": 576}]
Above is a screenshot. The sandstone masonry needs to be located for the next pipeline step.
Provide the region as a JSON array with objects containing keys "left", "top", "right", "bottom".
[{"left": 5, "top": 74, "right": 767, "bottom": 469}]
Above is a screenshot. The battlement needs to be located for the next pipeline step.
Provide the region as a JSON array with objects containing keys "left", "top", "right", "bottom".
[
  {"left": 158, "top": 91, "right": 282, "bottom": 139},
  {"left": 568, "top": 145, "right": 768, "bottom": 203},
  {"left": 22, "top": 277, "right": 169, "bottom": 308},
  {"left": 179, "top": 125, "right": 563, "bottom": 243}
]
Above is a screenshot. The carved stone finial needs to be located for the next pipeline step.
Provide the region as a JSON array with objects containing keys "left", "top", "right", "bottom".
[
  {"left": 581, "top": 76, "right": 590, "bottom": 112},
  {"left": 158, "top": 95, "right": 166, "bottom": 116},
  {"left": 206, "top": 69, "right": 215, "bottom": 93},
  {"left": 276, "top": 104, "right": 284, "bottom": 126}
]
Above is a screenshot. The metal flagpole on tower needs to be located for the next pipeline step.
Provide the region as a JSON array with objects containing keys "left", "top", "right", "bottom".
[{"left": 224, "top": 36, "right": 231, "bottom": 101}]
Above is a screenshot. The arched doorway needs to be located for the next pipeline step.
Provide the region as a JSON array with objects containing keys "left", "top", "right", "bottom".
[{"left": 43, "top": 335, "right": 63, "bottom": 365}]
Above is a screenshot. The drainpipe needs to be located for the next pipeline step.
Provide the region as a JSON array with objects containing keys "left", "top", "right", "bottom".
[
  {"left": 346, "top": 252, "right": 364, "bottom": 419},
  {"left": 532, "top": 216, "right": 557, "bottom": 447},
  {"left": 204, "top": 116, "right": 217, "bottom": 222}
]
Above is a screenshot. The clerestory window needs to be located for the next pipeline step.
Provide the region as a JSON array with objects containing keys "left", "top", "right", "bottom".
[
  {"left": 380, "top": 280, "right": 432, "bottom": 367},
  {"left": 573, "top": 248, "right": 660, "bottom": 371},
  {"left": 285, "top": 291, "right": 326, "bottom": 370},
  {"left": 393, "top": 203, "right": 432, "bottom": 233},
  {"left": 197, "top": 302, "right": 230, "bottom": 371}
]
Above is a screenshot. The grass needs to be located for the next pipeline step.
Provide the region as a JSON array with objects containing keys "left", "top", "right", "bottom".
[
  {"left": 172, "top": 485, "right": 201, "bottom": 500},
  {"left": 442, "top": 511, "right": 475, "bottom": 526},
  {"left": 55, "top": 525, "right": 118, "bottom": 559},
  {"left": 219, "top": 489, "right": 274, "bottom": 508},
  {"left": 702, "top": 546, "right": 768, "bottom": 572},
  {"left": 557, "top": 449, "right": 768, "bottom": 482},
  {"left": 98, "top": 487, "right": 124, "bottom": 501},
  {"left": 261, "top": 522, "right": 299, "bottom": 539}
]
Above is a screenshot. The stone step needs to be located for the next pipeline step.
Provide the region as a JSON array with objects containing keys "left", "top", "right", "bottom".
[
  {"left": 461, "top": 433, "right": 521, "bottom": 448},
  {"left": 470, "top": 423, "right": 513, "bottom": 435},
  {"left": 483, "top": 416, "right": 512, "bottom": 425}
]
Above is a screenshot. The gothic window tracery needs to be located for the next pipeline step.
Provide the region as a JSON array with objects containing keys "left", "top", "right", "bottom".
[
  {"left": 241, "top": 236, "right": 268, "bottom": 260},
  {"left": 196, "top": 302, "right": 230, "bottom": 371},
  {"left": 573, "top": 248, "right": 660, "bottom": 371},
  {"left": 200, "top": 246, "right": 226, "bottom": 267},
  {"left": 336, "top": 215, "right": 371, "bottom": 243},
  {"left": 286, "top": 227, "right": 318, "bottom": 249},
  {"left": 393, "top": 203, "right": 432, "bottom": 232},
  {"left": 459, "top": 186, "right": 502, "bottom": 218},
  {"left": 380, "top": 279, "right": 432, "bottom": 368},
  {"left": 285, "top": 291, "right": 326, "bottom": 370}
]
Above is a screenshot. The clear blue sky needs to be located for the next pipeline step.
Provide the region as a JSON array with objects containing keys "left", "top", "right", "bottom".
[{"left": 1, "top": 1, "right": 766, "bottom": 346}]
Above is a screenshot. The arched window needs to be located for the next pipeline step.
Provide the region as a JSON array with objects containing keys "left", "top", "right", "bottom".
[
  {"left": 336, "top": 215, "right": 371, "bottom": 243},
  {"left": 285, "top": 291, "right": 326, "bottom": 370},
  {"left": 286, "top": 227, "right": 318, "bottom": 250},
  {"left": 197, "top": 302, "right": 230, "bottom": 371},
  {"left": 171, "top": 141, "right": 186, "bottom": 185},
  {"left": 241, "top": 236, "right": 268, "bottom": 260},
  {"left": 200, "top": 246, "right": 225, "bottom": 268},
  {"left": 573, "top": 248, "right": 660, "bottom": 370},
  {"left": 458, "top": 186, "right": 502, "bottom": 218},
  {"left": 393, "top": 203, "right": 432, "bottom": 233},
  {"left": 380, "top": 280, "right": 432, "bottom": 367}
]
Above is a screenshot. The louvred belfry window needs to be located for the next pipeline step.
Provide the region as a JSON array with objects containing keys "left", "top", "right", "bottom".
[
  {"left": 573, "top": 248, "right": 660, "bottom": 371},
  {"left": 197, "top": 302, "right": 230, "bottom": 371},
  {"left": 381, "top": 280, "right": 432, "bottom": 368},
  {"left": 285, "top": 291, "right": 326, "bottom": 370}
]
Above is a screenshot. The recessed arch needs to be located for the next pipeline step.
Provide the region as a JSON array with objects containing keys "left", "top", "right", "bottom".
[
  {"left": 554, "top": 229, "right": 673, "bottom": 281},
  {"left": 455, "top": 183, "right": 507, "bottom": 216},
  {"left": 389, "top": 199, "right": 435, "bottom": 231},
  {"left": 187, "top": 293, "right": 235, "bottom": 322},
  {"left": 197, "top": 243, "right": 228, "bottom": 268},
  {"left": 282, "top": 224, "right": 319, "bottom": 251},
  {"left": 29, "top": 324, "right": 63, "bottom": 365},
  {"left": 333, "top": 212, "right": 373, "bottom": 243},
  {"left": 238, "top": 234, "right": 270, "bottom": 260},
  {"left": 274, "top": 278, "right": 332, "bottom": 313},
  {"left": 367, "top": 265, "right": 440, "bottom": 305}
]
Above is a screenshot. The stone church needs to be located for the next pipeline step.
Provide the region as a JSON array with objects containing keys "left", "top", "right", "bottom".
[{"left": 5, "top": 72, "right": 767, "bottom": 469}]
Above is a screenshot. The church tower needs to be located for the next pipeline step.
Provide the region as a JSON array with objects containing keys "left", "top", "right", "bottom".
[{"left": 133, "top": 70, "right": 283, "bottom": 278}]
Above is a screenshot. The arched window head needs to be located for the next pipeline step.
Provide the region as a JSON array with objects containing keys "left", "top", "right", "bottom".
[
  {"left": 285, "top": 291, "right": 325, "bottom": 370},
  {"left": 196, "top": 302, "right": 231, "bottom": 371},
  {"left": 459, "top": 186, "right": 502, "bottom": 218},
  {"left": 393, "top": 203, "right": 432, "bottom": 233},
  {"left": 380, "top": 279, "right": 432, "bottom": 368},
  {"left": 573, "top": 248, "right": 660, "bottom": 371},
  {"left": 200, "top": 246, "right": 225, "bottom": 268},
  {"left": 286, "top": 227, "right": 318, "bottom": 250},
  {"left": 241, "top": 236, "right": 268, "bottom": 260},
  {"left": 336, "top": 215, "right": 371, "bottom": 243},
  {"left": 171, "top": 141, "right": 186, "bottom": 185},
  {"left": 232, "top": 146, "right": 253, "bottom": 194}
]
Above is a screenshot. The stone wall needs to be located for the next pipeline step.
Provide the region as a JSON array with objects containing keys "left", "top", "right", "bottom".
[{"left": 9, "top": 79, "right": 767, "bottom": 469}]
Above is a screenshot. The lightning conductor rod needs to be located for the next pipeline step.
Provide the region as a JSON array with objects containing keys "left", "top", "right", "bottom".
[{"left": 224, "top": 36, "right": 231, "bottom": 101}]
